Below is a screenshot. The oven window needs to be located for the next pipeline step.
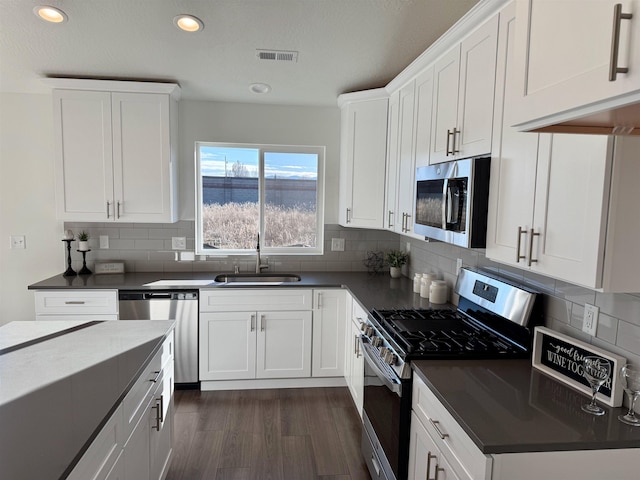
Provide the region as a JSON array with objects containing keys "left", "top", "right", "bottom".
[{"left": 415, "top": 179, "right": 444, "bottom": 228}]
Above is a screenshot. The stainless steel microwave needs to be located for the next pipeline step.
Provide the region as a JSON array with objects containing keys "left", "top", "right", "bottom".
[{"left": 414, "top": 157, "right": 490, "bottom": 248}]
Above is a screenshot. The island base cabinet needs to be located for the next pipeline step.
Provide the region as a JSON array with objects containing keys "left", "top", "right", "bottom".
[{"left": 409, "top": 411, "right": 461, "bottom": 480}]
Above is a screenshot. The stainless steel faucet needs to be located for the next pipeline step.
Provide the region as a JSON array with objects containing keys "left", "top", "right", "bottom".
[{"left": 255, "top": 233, "right": 268, "bottom": 273}]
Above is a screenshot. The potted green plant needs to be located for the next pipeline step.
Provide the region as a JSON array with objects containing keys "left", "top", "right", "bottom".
[
  {"left": 77, "top": 231, "right": 89, "bottom": 251},
  {"left": 385, "top": 249, "right": 409, "bottom": 278}
]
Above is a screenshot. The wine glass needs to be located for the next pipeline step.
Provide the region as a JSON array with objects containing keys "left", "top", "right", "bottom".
[
  {"left": 618, "top": 364, "right": 640, "bottom": 426},
  {"left": 581, "top": 356, "right": 611, "bottom": 416}
]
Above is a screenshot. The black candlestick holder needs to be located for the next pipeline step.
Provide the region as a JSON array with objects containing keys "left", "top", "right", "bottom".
[
  {"left": 77, "top": 249, "right": 92, "bottom": 275},
  {"left": 62, "top": 239, "right": 76, "bottom": 277}
]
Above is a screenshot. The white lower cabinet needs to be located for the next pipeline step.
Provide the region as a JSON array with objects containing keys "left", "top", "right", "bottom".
[
  {"left": 344, "top": 294, "right": 365, "bottom": 417},
  {"left": 312, "top": 289, "right": 347, "bottom": 378},
  {"left": 409, "top": 411, "right": 460, "bottom": 480},
  {"left": 68, "top": 333, "right": 174, "bottom": 480},
  {"left": 199, "top": 289, "right": 313, "bottom": 381}
]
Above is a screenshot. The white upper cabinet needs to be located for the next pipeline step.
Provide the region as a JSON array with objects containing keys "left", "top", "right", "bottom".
[
  {"left": 51, "top": 80, "right": 179, "bottom": 223},
  {"left": 512, "top": 0, "right": 640, "bottom": 133},
  {"left": 338, "top": 90, "right": 389, "bottom": 228},
  {"left": 430, "top": 13, "right": 499, "bottom": 164}
]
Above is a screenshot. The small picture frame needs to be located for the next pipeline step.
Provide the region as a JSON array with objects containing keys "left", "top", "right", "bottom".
[{"left": 532, "top": 326, "right": 626, "bottom": 407}]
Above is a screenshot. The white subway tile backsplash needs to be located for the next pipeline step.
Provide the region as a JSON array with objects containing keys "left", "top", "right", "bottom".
[{"left": 64, "top": 220, "right": 640, "bottom": 359}]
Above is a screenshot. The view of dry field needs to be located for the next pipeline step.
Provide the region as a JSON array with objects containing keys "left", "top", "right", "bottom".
[{"left": 202, "top": 202, "right": 316, "bottom": 249}]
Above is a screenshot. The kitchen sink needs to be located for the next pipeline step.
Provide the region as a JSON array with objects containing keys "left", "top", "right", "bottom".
[{"left": 213, "top": 273, "right": 301, "bottom": 284}]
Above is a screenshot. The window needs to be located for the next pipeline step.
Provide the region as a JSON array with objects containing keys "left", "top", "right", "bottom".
[{"left": 195, "top": 142, "right": 325, "bottom": 255}]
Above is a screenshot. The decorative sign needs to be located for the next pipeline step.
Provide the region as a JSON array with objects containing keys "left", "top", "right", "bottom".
[{"left": 532, "top": 327, "right": 626, "bottom": 407}]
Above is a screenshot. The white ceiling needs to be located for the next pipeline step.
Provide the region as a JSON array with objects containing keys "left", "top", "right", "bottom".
[{"left": 0, "top": 0, "right": 479, "bottom": 107}]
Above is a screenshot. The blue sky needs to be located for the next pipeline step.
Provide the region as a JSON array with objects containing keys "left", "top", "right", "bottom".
[{"left": 199, "top": 146, "right": 318, "bottom": 180}]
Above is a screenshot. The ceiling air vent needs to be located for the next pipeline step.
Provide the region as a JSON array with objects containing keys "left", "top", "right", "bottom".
[{"left": 256, "top": 49, "right": 298, "bottom": 63}]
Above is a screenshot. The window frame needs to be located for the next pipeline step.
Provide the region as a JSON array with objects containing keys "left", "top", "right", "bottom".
[{"left": 195, "top": 141, "right": 325, "bottom": 256}]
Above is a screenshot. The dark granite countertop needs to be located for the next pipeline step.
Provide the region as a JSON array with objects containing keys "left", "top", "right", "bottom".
[
  {"left": 28, "top": 271, "right": 447, "bottom": 311},
  {"left": 412, "top": 359, "right": 640, "bottom": 455}
]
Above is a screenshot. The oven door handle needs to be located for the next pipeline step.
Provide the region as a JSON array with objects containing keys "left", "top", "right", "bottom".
[{"left": 360, "top": 338, "right": 402, "bottom": 397}]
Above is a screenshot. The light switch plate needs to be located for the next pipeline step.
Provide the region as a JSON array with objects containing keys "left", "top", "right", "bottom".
[
  {"left": 10, "top": 235, "right": 25, "bottom": 249},
  {"left": 582, "top": 304, "right": 599, "bottom": 336},
  {"left": 99, "top": 235, "right": 109, "bottom": 249}
]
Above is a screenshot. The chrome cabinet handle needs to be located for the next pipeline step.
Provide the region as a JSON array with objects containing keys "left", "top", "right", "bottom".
[
  {"left": 452, "top": 128, "right": 460, "bottom": 154},
  {"left": 158, "top": 394, "right": 164, "bottom": 423},
  {"left": 446, "top": 129, "right": 453, "bottom": 156},
  {"left": 150, "top": 370, "right": 161, "bottom": 383},
  {"left": 116, "top": 201, "right": 121, "bottom": 219},
  {"left": 388, "top": 210, "right": 394, "bottom": 228},
  {"left": 426, "top": 453, "right": 437, "bottom": 480},
  {"left": 64, "top": 301, "right": 85, "bottom": 305},
  {"left": 528, "top": 229, "right": 540, "bottom": 266},
  {"left": 151, "top": 399, "right": 161, "bottom": 430},
  {"left": 260, "top": 314, "right": 265, "bottom": 331},
  {"left": 106, "top": 201, "right": 111, "bottom": 219},
  {"left": 354, "top": 335, "right": 361, "bottom": 357},
  {"left": 404, "top": 213, "right": 412, "bottom": 233},
  {"left": 434, "top": 465, "right": 445, "bottom": 480},
  {"left": 317, "top": 292, "right": 322, "bottom": 308},
  {"left": 428, "top": 418, "right": 449, "bottom": 439},
  {"left": 516, "top": 227, "right": 527, "bottom": 263},
  {"left": 250, "top": 314, "right": 255, "bottom": 332},
  {"left": 346, "top": 208, "right": 351, "bottom": 224},
  {"left": 609, "top": 3, "right": 633, "bottom": 81}
]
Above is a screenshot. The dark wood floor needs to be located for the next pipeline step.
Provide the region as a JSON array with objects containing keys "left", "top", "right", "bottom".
[{"left": 165, "top": 387, "right": 371, "bottom": 480}]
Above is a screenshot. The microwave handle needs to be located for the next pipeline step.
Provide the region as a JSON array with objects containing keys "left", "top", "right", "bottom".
[{"left": 442, "top": 178, "right": 449, "bottom": 228}]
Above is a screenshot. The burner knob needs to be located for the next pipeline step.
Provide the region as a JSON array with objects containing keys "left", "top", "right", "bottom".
[
  {"left": 380, "top": 347, "right": 388, "bottom": 357},
  {"left": 372, "top": 336, "right": 382, "bottom": 347},
  {"left": 359, "top": 322, "right": 367, "bottom": 332},
  {"left": 383, "top": 351, "right": 397, "bottom": 365},
  {"left": 365, "top": 326, "right": 375, "bottom": 337}
]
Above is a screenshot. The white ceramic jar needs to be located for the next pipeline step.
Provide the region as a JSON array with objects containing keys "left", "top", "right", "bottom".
[
  {"left": 429, "top": 280, "right": 448, "bottom": 304},
  {"left": 413, "top": 273, "right": 423, "bottom": 293},
  {"left": 420, "top": 273, "right": 437, "bottom": 299}
]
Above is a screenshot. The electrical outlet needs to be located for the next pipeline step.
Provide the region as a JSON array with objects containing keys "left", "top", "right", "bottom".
[
  {"left": 582, "top": 304, "right": 600, "bottom": 336},
  {"left": 456, "top": 258, "right": 463, "bottom": 275},
  {"left": 172, "top": 237, "right": 186, "bottom": 250},
  {"left": 10, "top": 235, "right": 25, "bottom": 249},
  {"left": 99, "top": 235, "right": 109, "bottom": 249},
  {"left": 331, "top": 238, "right": 345, "bottom": 252},
  {"left": 406, "top": 242, "right": 411, "bottom": 253}
]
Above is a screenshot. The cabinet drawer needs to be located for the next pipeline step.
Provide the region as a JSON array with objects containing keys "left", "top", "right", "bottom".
[
  {"left": 352, "top": 300, "right": 368, "bottom": 327},
  {"left": 34, "top": 290, "right": 118, "bottom": 315},
  {"left": 200, "top": 289, "right": 312, "bottom": 312},
  {"left": 122, "top": 334, "right": 172, "bottom": 442},
  {"left": 413, "top": 375, "right": 491, "bottom": 479}
]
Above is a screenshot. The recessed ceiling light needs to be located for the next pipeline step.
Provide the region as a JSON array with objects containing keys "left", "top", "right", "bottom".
[
  {"left": 249, "top": 83, "right": 272, "bottom": 94},
  {"left": 33, "top": 5, "right": 68, "bottom": 23},
  {"left": 173, "top": 14, "right": 204, "bottom": 32}
]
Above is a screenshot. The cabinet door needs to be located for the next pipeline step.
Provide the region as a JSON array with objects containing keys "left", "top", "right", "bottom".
[
  {"left": 111, "top": 93, "right": 175, "bottom": 223},
  {"left": 456, "top": 13, "right": 498, "bottom": 159},
  {"left": 312, "top": 290, "right": 347, "bottom": 378},
  {"left": 53, "top": 90, "right": 114, "bottom": 221},
  {"left": 414, "top": 66, "right": 435, "bottom": 169},
  {"left": 347, "top": 319, "right": 364, "bottom": 416},
  {"left": 199, "top": 312, "right": 256, "bottom": 380},
  {"left": 513, "top": 0, "right": 640, "bottom": 130},
  {"left": 149, "top": 366, "right": 173, "bottom": 480},
  {"left": 339, "top": 97, "right": 388, "bottom": 228},
  {"left": 486, "top": 1, "right": 540, "bottom": 267},
  {"left": 530, "top": 134, "right": 612, "bottom": 287},
  {"left": 431, "top": 45, "right": 461, "bottom": 164},
  {"left": 256, "top": 311, "right": 312, "bottom": 378},
  {"left": 397, "top": 81, "right": 417, "bottom": 234},
  {"left": 384, "top": 91, "right": 401, "bottom": 231},
  {"left": 124, "top": 398, "right": 151, "bottom": 480},
  {"left": 409, "top": 412, "right": 463, "bottom": 480}
]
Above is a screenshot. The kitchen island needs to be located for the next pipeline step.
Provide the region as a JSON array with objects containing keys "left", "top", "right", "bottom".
[{"left": 0, "top": 319, "right": 175, "bottom": 480}]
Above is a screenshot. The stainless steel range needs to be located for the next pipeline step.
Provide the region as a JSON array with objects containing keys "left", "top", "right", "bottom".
[{"left": 360, "top": 268, "right": 542, "bottom": 480}]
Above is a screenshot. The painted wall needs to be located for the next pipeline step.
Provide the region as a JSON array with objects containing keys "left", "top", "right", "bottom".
[{"left": 0, "top": 93, "right": 62, "bottom": 322}]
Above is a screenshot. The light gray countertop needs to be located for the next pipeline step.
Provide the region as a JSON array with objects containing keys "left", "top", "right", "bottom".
[
  {"left": 412, "top": 359, "right": 640, "bottom": 454},
  {"left": 0, "top": 320, "right": 175, "bottom": 480}
]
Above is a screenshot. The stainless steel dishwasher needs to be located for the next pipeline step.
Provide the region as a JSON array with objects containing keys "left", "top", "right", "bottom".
[{"left": 118, "top": 290, "right": 198, "bottom": 388}]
